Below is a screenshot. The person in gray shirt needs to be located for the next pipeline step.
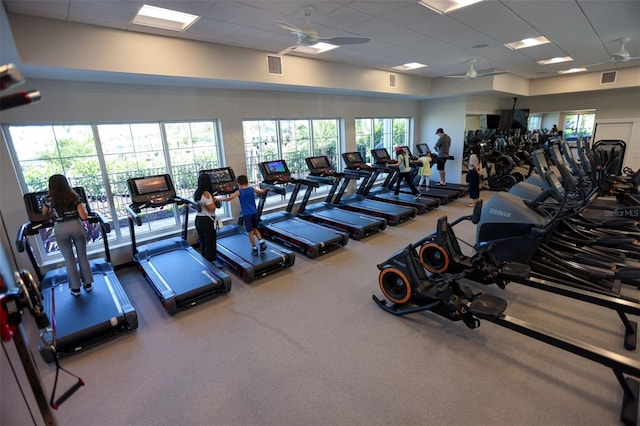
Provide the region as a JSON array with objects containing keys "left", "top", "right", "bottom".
[{"left": 434, "top": 128, "right": 451, "bottom": 185}]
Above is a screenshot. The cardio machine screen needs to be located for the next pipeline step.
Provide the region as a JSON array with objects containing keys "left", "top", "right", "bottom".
[
  {"left": 265, "top": 160, "right": 287, "bottom": 174},
  {"left": 308, "top": 156, "right": 330, "bottom": 169},
  {"left": 343, "top": 151, "right": 364, "bottom": 166},
  {"left": 371, "top": 148, "right": 390, "bottom": 163},
  {"left": 204, "top": 168, "right": 234, "bottom": 184},
  {"left": 415, "top": 143, "right": 430, "bottom": 156},
  {"left": 532, "top": 149, "right": 550, "bottom": 177},
  {"left": 133, "top": 176, "right": 169, "bottom": 195}
]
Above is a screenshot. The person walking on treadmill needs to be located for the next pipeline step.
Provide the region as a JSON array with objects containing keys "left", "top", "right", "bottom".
[
  {"left": 41, "top": 174, "right": 93, "bottom": 297},
  {"left": 434, "top": 128, "right": 451, "bottom": 186},
  {"left": 194, "top": 173, "right": 220, "bottom": 263},
  {"left": 389, "top": 146, "right": 420, "bottom": 198},
  {"left": 218, "top": 175, "right": 267, "bottom": 254}
]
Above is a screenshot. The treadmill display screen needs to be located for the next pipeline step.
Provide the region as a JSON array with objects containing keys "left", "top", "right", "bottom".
[
  {"left": 259, "top": 160, "right": 291, "bottom": 182},
  {"left": 343, "top": 151, "right": 364, "bottom": 166},
  {"left": 134, "top": 177, "right": 169, "bottom": 195},
  {"left": 127, "top": 174, "right": 176, "bottom": 204},
  {"left": 371, "top": 148, "right": 390, "bottom": 163},
  {"left": 204, "top": 168, "right": 234, "bottom": 184},
  {"left": 415, "top": 143, "right": 430, "bottom": 156},
  {"left": 309, "top": 156, "right": 330, "bottom": 169}
]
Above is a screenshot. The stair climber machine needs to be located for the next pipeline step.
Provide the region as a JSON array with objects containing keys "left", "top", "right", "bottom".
[
  {"left": 126, "top": 174, "right": 231, "bottom": 315},
  {"left": 16, "top": 188, "right": 138, "bottom": 363},
  {"left": 371, "top": 147, "right": 459, "bottom": 203},
  {"left": 371, "top": 207, "right": 640, "bottom": 426},
  {"left": 346, "top": 151, "right": 439, "bottom": 214},
  {"left": 257, "top": 159, "right": 349, "bottom": 258},
  {"left": 334, "top": 151, "right": 417, "bottom": 225},
  {"left": 199, "top": 167, "right": 295, "bottom": 283},
  {"left": 476, "top": 150, "right": 640, "bottom": 297},
  {"left": 300, "top": 155, "right": 388, "bottom": 239},
  {"left": 415, "top": 143, "right": 469, "bottom": 196}
]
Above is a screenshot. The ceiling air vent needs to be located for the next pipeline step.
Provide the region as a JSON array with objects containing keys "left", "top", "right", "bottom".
[
  {"left": 266, "top": 54, "right": 283, "bottom": 76},
  {"left": 601, "top": 71, "right": 616, "bottom": 84},
  {"left": 389, "top": 73, "right": 397, "bottom": 88}
]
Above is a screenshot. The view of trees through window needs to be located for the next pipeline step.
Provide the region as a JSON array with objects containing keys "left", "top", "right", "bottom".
[
  {"left": 562, "top": 112, "right": 595, "bottom": 141},
  {"left": 6, "top": 121, "right": 224, "bottom": 256},
  {"left": 355, "top": 118, "right": 410, "bottom": 164},
  {"left": 242, "top": 118, "right": 340, "bottom": 207}
]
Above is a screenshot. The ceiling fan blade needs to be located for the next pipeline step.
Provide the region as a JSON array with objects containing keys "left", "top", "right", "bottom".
[
  {"left": 444, "top": 75, "right": 471, "bottom": 79},
  {"left": 275, "top": 20, "right": 304, "bottom": 34},
  {"left": 276, "top": 46, "right": 297, "bottom": 56},
  {"left": 319, "top": 36, "right": 370, "bottom": 45},
  {"left": 478, "top": 71, "right": 508, "bottom": 77},
  {"left": 584, "top": 59, "right": 614, "bottom": 68}
]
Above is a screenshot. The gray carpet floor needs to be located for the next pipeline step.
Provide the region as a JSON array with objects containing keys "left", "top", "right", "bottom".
[{"left": 5, "top": 189, "right": 639, "bottom": 426}]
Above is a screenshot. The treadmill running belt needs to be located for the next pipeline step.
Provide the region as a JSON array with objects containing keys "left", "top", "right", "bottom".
[{"left": 144, "top": 249, "right": 219, "bottom": 296}]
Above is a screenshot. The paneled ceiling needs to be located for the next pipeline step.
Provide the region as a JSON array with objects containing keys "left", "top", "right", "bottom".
[{"left": 3, "top": 0, "right": 640, "bottom": 80}]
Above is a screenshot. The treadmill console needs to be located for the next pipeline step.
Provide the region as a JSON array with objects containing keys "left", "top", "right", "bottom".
[
  {"left": 127, "top": 174, "right": 176, "bottom": 205},
  {"left": 23, "top": 186, "right": 90, "bottom": 223},
  {"left": 259, "top": 159, "right": 292, "bottom": 184},
  {"left": 342, "top": 151, "right": 371, "bottom": 171},
  {"left": 415, "top": 143, "right": 431, "bottom": 156},
  {"left": 371, "top": 148, "right": 391, "bottom": 165},
  {"left": 305, "top": 156, "right": 337, "bottom": 176},
  {"left": 201, "top": 167, "right": 238, "bottom": 194}
]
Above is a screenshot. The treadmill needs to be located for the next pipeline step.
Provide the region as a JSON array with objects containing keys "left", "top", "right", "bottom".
[
  {"left": 299, "top": 156, "right": 388, "bottom": 239},
  {"left": 354, "top": 151, "right": 439, "bottom": 214},
  {"left": 199, "top": 167, "right": 295, "bottom": 283},
  {"left": 415, "top": 143, "right": 468, "bottom": 196},
  {"left": 126, "top": 174, "right": 231, "bottom": 315},
  {"left": 16, "top": 188, "right": 138, "bottom": 363},
  {"left": 257, "top": 159, "right": 349, "bottom": 258},
  {"left": 371, "top": 148, "right": 458, "bottom": 203},
  {"left": 331, "top": 152, "right": 417, "bottom": 225}
]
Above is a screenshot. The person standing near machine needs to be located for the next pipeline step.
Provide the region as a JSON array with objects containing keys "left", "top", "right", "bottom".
[
  {"left": 194, "top": 173, "right": 220, "bottom": 263},
  {"left": 467, "top": 145, "right": 482, "bottom": 207},
  {"left": 390, "top": 146, "right": 420, "bottom": 198},
  {"left": 41, "top": 174, "right": 93, "bottom": 297},
  {"left": 416, "top": 152, "right": 432, "bottom": 192},
  {"left": 434, "top": 128, "right": 451, "bottom": 186},
  {"left": 218, "top": 175, "right": 267, "bottom": 254}
]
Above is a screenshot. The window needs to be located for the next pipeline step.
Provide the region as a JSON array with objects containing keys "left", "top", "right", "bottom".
[
  {"left": 242, "top": 119, "right": 340, "bottom": 208},
  {"left": 527, "top": 115, "right": 541, "bottom": 131},
  {"left": 5, "top": 120, "right": 225, "bottom": 258},
  {"left": 563, "top": 113, "right": 595, "bottom": 142},
  {"left": 355, "top": 118, "right": 410, "bottom": 164}
]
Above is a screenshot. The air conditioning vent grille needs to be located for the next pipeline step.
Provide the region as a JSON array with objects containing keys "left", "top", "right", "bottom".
[
  {"left": 389, "top": 73, "right": 397, "bottom": 88},
  {"left": 266, "top": 55, "right": 283, "bottom": 76},
  {"left": 601, "top": 71, "right": 616, "bottom": 84}
]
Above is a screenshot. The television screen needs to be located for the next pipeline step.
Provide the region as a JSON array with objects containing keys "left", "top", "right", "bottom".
[
  {"left": 309, "top": 156, "right": 330, "bottom": 169},
  {"left": 133, "top": 176, "right": 169, "bottom": 195},
  {"left": 499, "top": 109, "right": 529, "bottom": 130}
]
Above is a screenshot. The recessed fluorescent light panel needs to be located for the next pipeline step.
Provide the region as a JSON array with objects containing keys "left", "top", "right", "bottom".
[
  {"left": 393, "top": 62, "right": 427, "bottom": 71},
  {"left": 537, "top": 56, "right": 573, "bottom": 65},
  {"left": 293, "top": 42, "right": 338, "bottom": 55},
  {"left": 504, "top": 36, "right": 550, "bottom": 50},
  {"left": 133, "top": 5, "right": 200, "bottom": 32},
  {"left": 418, "top": 0, "right": 484, "bottom": 15},
  {"left": 558, "top": 68, "right": 587, "bottom": 74}
]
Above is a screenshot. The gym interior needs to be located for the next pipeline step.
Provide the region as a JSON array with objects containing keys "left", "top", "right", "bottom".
[{"left": 1, "top": 2, "right": 640, "bottom": 425}]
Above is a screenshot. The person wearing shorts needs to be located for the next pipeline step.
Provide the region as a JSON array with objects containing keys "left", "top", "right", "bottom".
[{"left": 434, "top": 128, "right": 451, "bottom": 185}]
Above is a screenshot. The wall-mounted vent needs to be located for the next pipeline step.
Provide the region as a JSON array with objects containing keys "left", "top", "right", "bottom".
[
  {"left": 601, "top": 71, "right": 616, "bottom": 84},
  {"left": 266, "top": 54, "right": 283, "bottom": 76},
  {"left": 389, "top": 73, "right": 397, "bottom": 88}
]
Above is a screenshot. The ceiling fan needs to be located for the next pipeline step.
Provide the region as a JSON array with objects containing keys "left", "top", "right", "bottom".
[
  {"left": 444, "top": 59, "right": 508, "bottom": 80},
  {"left": 274, "top": 5, "right": 370, "bottom": 56},
  {"left": 586, "top": 37, "right": 640, "bottom": 67}
]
